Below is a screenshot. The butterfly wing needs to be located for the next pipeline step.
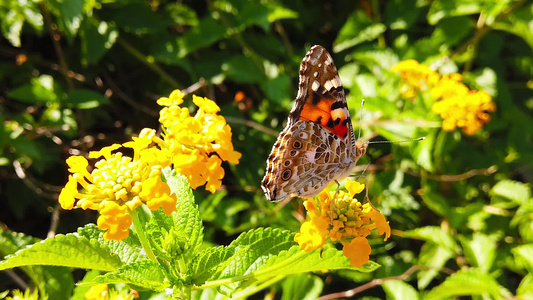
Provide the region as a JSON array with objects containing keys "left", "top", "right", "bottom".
[{"left": 262, "top": 45, "right": 359, "bottom": 202}]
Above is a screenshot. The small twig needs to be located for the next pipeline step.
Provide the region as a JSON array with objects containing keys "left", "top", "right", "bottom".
[
  {"left": 181, "top": 78, "right": 208, "bottom": 95},
  {"left": 12, "top": 160, "right": 61, "bottom": 200},
  {"left": 40, "top": 2, "right": 74, "bottom": 91},
  {"left": 101, "top": 71, "right": 159, "bottom": 117},
  {"left": 225, "top": 116, "right": 279, "bottom": 137},
  {"left": 274, "top": 21, "right": 293, "bottom": 56},
  {"left": 407, "top": 166, "right": 498, "bottom": 182},
  {"left": 318, "top": 266, "right": 419, "bottom": 299},
  {"left": 451, "top": 0, "right": 525, "bottom": 64},
  {"left": 47, "top": 204, "right": 61, "bottom": 238},
  {"left": 117, "top": 38, "right": 184, "bottom": 89},
  {"left": 3, "top": 269, "right": 28, "bottom": 290}
]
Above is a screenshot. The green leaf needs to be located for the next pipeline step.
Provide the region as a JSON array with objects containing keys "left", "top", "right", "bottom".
[
  {"left": 281, "top": 274, "right": 323, "bottom": 300},
  {"left": 188, "top": 246, "right": 235, "bottom": 285},
  {"left": 0, "top": 228, "right": 73, "bottom": 300},
  {"left": 458, "top": 233, "right": 496, "bottom": 273},
  {"left": 334, "top": 10, "right": 386, "bottom": 52},
  {"left": 71, "top": 270, "right": 100, "bottom": 300},
  {"left": 0, "top": 233, "right": 123, "bottom": 272},
  {"left": 77, "top": 224, "right": 143, "bottom": 265},
  {"left": 384, "top": 0, "right": 420, "bottom": 30},
  {"left": 517, "top": 273, "right": 533, "bottom": 300},
  {"left": 113, "top": 3, "right": 172, "bottom": 34},
  {"left": 260, "top": 74, "right": 291, "bottom": 106},
  {"left": 382, "top": 280, "right": 419, "bottom": 300},
  {"left": 79, "top": 18, "right": 118, "bottom": 65},
  {"left": 267, "top": 4, "right": 298, "bottom": 22},
  {"left": 213, "top": 227, "right": 296, "bottom": 288},
  {"left": 423, "top": 268, "right": 511, "bottom": 299},
  {"left": 88, "top": 260, "right": 167, "bottom": 292},
  {"left": 55, "top": 0, "right": 83, "bottom": 39},
  {"left": 427, "top": 0, "right": 483, "bottom": 25},
  {"left": 163, "top": 170, "right": 204, "bottom": 260},
  {"left": 512, "top": 200, "right": 533, "bottom": 243},
  {"left": 491, "top": 179, "right": 531, "bottom": 206},
  {"left": 512, "top": 244, "right": 533, "bottom": 272},
  {"left": 64, "top": 89, "right": 110, "bottom": 109},
  {"left": 1, "top": 9, "right": 24, "bottom": 47},
  {"left": 417, "top": 244, "right": 454, "bottom": 289},
  {"left": 8, "top": 75, "right": 63, "bottom": 104},
  {"left": 404, "top": 226, "right": 457, "bottom": 251},
  {"left": 420, "top": 187, "right": 452, "bottom": 217},
  {"left": 258, "top": 245, "right": 379, "bottom": 279},
  {"left": 222, "top": 55, "right": 266, "bottom": 84},
  {"left": 166, "top": 3, "right": 199, "bottom": 26},
  {"left": 491, "top": 3, "right": 533, "bottom": 50},
  {"left": 177, "top": 17, "right": 228, "bottom": 57}
]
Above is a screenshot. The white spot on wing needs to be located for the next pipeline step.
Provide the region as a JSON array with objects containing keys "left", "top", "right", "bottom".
[{"left": 311, "top": 80, "right": 320, "bottom": 91}]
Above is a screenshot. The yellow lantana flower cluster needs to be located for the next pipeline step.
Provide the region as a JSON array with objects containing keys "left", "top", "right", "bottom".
[
  {"left": 58, "top": 90, "right": 241, "bottom": 240},
  {"left": 157, "top": 90, "right": 241, "bottom": 193},
  {"left": 294, "top": 179, "right": 391, "bottom": 268},
  {"left": 59, "top": 136, "right": 176, "bottom": 241},
  {"left": 392, "top": 60, "right": 496, "bottom": 135}
]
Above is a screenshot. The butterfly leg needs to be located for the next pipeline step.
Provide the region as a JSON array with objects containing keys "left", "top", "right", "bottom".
[
  {"left": 330, "top": 179, "right": 341, "bottom": 224},
  {"left": 349, "top": 173, "right": 379, "bottom": 211}
]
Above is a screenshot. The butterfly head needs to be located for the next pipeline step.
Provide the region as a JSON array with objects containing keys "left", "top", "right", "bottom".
[{"left": 355, "top": 140, "right": 368, "bottom": 158}]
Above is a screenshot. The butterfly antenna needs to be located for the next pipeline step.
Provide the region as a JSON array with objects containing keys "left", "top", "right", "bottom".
[
  {"left": 358, "top": 99, "right": 364, "bottom": 140},
  {"left": 368, "top": 137, "right": 425, "bottom": 144}
]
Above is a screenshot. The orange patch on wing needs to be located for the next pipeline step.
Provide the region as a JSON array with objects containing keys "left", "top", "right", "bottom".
[{"left": 300, "top": 97, "right": 349, "bottom": 138}]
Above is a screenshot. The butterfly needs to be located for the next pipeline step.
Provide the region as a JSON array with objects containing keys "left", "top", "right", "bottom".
[{"left": 261, "top": 45, "right": 368, "bottom": 202}]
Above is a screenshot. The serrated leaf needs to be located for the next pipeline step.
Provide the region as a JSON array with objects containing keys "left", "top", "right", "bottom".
[
  {"left": 260, "top": 245, "right": 379, "bottom": 276},
  {"left": 260, "top": 74, "right": 291, "bottom": 106},
  {"left": 113, "top": 2, "right": 172, "bottom": 34},
  {"left": 8, "top": 75, "right": 63, "bottom": 104},
  {"left": 56, "top": 0, "right": 83, "bottom": 39},
  {"left": 382, "top": 280, "right": 419, "bottom": 300},
  {"left": 427, "top": 0, "right": 482, "bottom": 25},
  {"left": 222, "top": 55, "right": 266, "bottom": 84},
  {"left": 188, "top": 246, "right": 235, "bottom": 285},
  {"left": 88, "top": 260, "right": 167, "bottom": 292},
  {"left": 1, "top": 10, "right": 24, "bottom": 47},
  {"left": 491, "top": 3, "right": 533, "bottom": 50},
  {"left": 77, "top": 224, "right": 143, "bottom": 265},
  {"left": 517, "top": 273, "right": 533, "bottom": 299},
  {"left": 512, "top": 244, "right": 533, "bottom": 272},
  {"left": 71, "top": 270, "right": 100, "bottom": 300},
  {"left": 458, "top": 233, "right": 496, "bottom": 273},
  {"left": 177, "top": 17, "right": 228, "bottom": 57},
  {"left": 0, "top": 228, "right": 74, "bottom": 300},
  {"left": 281, "top": 274, "right": 323, "bottom": 300},
  {"left": 0, "top": 233, "right": 123, "bottom": 272},
  {"left": 421, "top": 187, "right": 452, "bottom": 217},
  {"left": 491, "top": 180, "right": 531, "bottom": 205},
  {"left": 163, "top": 169, "right": 204, "bottom": 260},
  {"left": 403, "top": 226, "right": 458, "bottom": 251},
  {"left": 64, "top": 89, "right": 110, "bottom": 109},
  {"left": 79, "top": 18, "right": 118, "bottom": 66},
  {"left": 334, "top": 10, "right": 386, "bottom": 52},
  {"left": 423, "top": 268, "right": 511, "bottom": 299},
  {"left": 418, "top": 244, "right": 454, "bottom": 289}
]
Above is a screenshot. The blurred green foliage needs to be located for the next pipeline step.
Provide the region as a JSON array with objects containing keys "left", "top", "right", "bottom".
[{"left": 0, "top": 0, "right": 532, "bottom": 299}]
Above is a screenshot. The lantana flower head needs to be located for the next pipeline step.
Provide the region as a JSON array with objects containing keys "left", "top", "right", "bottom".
[
  {"left": 392, "top": 60, "right": 496, "bottom": 135},
  {"left": 58, "top": 132, "right": 176, "bottom": 241},
  {"left": 294, "top": 179, "right": 391, "bottom": 268},
  {"left": 156, "top": 90, "right": 241, "bottom": 193}
]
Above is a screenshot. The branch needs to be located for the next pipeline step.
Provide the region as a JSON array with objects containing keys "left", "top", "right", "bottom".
[{"left": 318, "top": 266, "right": 419, "bottom": 300}]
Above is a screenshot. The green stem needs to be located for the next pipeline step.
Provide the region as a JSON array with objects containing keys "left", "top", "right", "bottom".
[{"left": 129, "top": 207, "right": 158, "bottom": 262}]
